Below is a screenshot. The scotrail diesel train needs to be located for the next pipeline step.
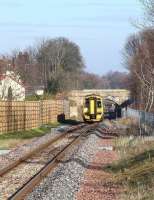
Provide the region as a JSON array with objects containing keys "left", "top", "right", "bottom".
[
  {"left": 82, "top": 94, "right": 122, "bottom": 122},
  {"left": 82, "top": 94, "right": 104, "bottom": 122}
]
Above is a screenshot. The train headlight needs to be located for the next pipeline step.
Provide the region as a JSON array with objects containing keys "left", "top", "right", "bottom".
[{"left": 84, "top": 108, "right": 88, "bottom": 113}]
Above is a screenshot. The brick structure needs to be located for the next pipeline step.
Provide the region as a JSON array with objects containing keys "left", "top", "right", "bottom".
[{"left": 68, "top": 89, "right": 130, "bottom": 119}]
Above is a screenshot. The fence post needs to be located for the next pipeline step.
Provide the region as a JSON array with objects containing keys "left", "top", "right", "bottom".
[{"left": 39, "top": 100, "right": 43, "bottom": 127}]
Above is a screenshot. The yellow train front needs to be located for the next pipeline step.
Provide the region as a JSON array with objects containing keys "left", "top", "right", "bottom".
[{"left": 82, "top": 94, "right": 104, "bottom": 122}]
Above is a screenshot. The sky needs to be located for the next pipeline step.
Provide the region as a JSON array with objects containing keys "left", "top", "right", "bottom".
[{"left": 0, "top": 0, "right": 143, "bottom": 74}]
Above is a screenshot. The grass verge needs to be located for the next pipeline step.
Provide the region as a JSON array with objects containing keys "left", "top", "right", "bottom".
[
  {"left": 0, "top": 122, "right": 60, "bottom": 150},
  {"left": 105, "top": 136, "right": 154, "bottom": 200}
]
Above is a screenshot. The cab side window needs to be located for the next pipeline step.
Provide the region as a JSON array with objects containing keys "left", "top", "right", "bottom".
[
  {"left": 85, "top": 99, "right": 89, "bottom": 107},
  {"left": 97, "top": 101, "right": 102, "bottom": 108}
]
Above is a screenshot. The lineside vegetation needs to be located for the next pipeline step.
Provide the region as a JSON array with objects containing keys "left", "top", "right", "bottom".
[
  {"left": 0, "top": 122, "right": 59, "bottom": 149},
  {"left": 124, "top": 0, "right": 154, "bottom": 112},
  {"left": 111, "top": 136, "right": 154, "bottom": 200}
]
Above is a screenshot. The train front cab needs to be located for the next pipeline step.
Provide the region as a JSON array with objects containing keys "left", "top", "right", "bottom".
[{"left": 83, "top": 95, "right": 103, "bottom": 122}]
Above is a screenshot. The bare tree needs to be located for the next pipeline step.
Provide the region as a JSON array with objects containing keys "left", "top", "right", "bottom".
[
  {"left": 105, "top": 71, "right": 130, "bottom": 89},
  {"left": 140, "top": 0, "right": 154, "bottom": 25},
  {"left": 124, "top": 29, "right": 154, "bottom": 112},
  {"left": 36, "top": 37, "right": 85, "bottom": 93}
]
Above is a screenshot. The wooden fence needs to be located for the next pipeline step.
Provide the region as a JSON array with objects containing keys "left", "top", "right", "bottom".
[{"left": 0, "top": 100, "right": 70, "bottom": 134}]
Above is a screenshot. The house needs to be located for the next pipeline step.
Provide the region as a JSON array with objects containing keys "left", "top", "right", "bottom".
[
  {"left": 24, "top": 85, "right": 44, "bottom": 97},
  {"left": 0, "top": 71, "right": 25, "bottom": 101}
]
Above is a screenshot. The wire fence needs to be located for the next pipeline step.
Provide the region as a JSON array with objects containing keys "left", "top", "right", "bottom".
[{"left": 123, "top": 108, "right": 154, "bottom": 135}]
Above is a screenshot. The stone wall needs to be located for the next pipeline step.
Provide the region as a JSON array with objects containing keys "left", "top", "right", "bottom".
[{"left": 68, "top": 89, "right": 130, "bottom": 119}]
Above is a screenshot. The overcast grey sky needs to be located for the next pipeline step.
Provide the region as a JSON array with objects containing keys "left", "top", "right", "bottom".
[{"left": 0, "top": 0, "right": 143, "bottom": 74}]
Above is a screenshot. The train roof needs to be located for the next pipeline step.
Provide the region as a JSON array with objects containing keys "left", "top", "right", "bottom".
[{"left": 85, "top": 94, "right": 102, "bottom": 98}]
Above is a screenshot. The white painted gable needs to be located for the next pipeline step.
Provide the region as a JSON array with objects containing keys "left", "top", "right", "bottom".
[{"left": 0, "top": 71, "right": 25, "bottom": 101}]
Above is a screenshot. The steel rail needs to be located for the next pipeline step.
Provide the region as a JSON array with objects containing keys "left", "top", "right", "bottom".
[
  {"left": 96, "top": 127, "right": 119, "bottom": 137},
  {"left": 0, "top": 124, "right": 85, "bottom": 177},
  {"left": 8, "top": 124, "right": 96, "bottom": 200}
]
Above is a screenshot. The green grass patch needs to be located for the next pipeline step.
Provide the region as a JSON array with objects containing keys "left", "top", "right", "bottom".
[
  {"left": 0, "top": 122, "right": 60, "bottom": 149},
  {"left": 105, "top": 137, "right": 154, "bottom": 200}
]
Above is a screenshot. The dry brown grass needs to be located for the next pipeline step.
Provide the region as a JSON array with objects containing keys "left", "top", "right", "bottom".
[
  {"left": 0, "top": 139, "right": 31, "bottom": 150},
  {"left": 117, "top": 117, "right": 138, "bottom": 127},
  {"left": 107, "top": 137, "right": 154, "bottom": 200}
]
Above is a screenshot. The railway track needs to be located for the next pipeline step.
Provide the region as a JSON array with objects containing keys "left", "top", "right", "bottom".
[
  {"left": 9, "top": 124, "right": 97, "bottom": 200},
  {"left": 0, "top": 123, "right": 97, "bottom": 200},
  {"left": 0, "top": 121, "right": 119, "bottom": 200},
  {"left": 0, "top": 124, "right": 84, "bottom": 177}
]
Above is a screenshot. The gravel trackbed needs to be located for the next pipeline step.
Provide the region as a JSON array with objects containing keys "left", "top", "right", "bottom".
[
  {"left": 27, "top": 131, "right": 99, "bottom": 200},
  {"left": 27, "top": 128, "right": 119, "bottom": 200}
]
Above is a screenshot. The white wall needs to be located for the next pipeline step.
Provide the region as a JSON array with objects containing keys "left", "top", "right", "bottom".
[{"left": 0, "top": 75, "right": 25, "bottom": 101}]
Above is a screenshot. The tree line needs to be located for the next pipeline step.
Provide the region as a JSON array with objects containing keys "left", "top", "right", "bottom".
[
  {"left": 124, "top": 0, "right": 154, "bottom": 112},
  {"left": 0, "top": 37, "right": 129, "bottom": 98},
  {"left": 0, "top": 38, "right": 85, "bottom": 95}
]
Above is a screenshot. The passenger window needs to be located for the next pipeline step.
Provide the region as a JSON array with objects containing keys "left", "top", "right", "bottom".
[
  {"left": 97, "top": 101, "right": 102, "bottom": 108},
  {"left": 85, "top": 99, "right": 89, "bottom": 107}
]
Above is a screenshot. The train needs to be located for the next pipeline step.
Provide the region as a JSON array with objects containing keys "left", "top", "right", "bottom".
[
  {"left": 82, "top": 94, "right": 104, "bottom": 122},
  {"left": 82, "top": 94, "right": 122, "bottom": 122}
]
